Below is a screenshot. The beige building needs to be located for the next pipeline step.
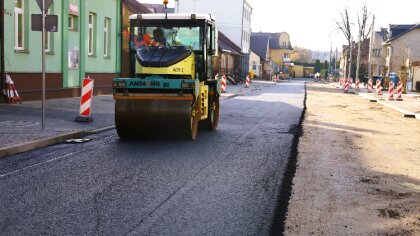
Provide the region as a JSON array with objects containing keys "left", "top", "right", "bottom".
[
  {"left": 250, "top": 34, "right": 273, "bottom": 79},
  {"left": 251, "top": 32, "right": 294, "bottom": 76},
  {"left": 382, "top": 24, "right": 420, "bottom": 90},
  {"left": 249, "top": 50, "right": 262, "bottom": 78},
  {"left": 383, "top": 24, "right": 420, "bottom": 74},
  {"left": 370, "top": 29, "right": 387, "bottom": 77}
]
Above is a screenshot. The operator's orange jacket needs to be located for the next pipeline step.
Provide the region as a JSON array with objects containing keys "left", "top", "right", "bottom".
[{"left": 134, "top": 33, "right": 152, "bottom": 47}]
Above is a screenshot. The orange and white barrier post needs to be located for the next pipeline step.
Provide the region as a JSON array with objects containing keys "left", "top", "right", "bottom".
[
  {"left": 344, "top": 80, "right": 349, "bottom": 93},
  {"left": 376, "top": 79, "right": 382, "bottom": 95},
  {"left": 396, "top": 81, "right": 403, "bottom": 101},
  {"left": 245, "top": 75, "right": 250, "bottom": 88},
  {"left": 367, "top": 79, "right": 373, "bottom": 93},
  {"left": 221, "top": 75, "right": 227, "bottom": 93},
  {"left": 75, "top": 77, "right": 94, "bottom": 122},
  {"left": 355, "top": 78, "right": 360, "bottom": 90},
  {"left": 339, "top": 78, "right": 343, "bottom": 88},
  {"left": 5, "top": 74, "right": 22, "bottom": 104},
  {"left": 388, "top": 81, "right": 394, "bottom": 100}
]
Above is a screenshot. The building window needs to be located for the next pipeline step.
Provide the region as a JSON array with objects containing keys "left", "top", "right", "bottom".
[
  {"left": 68, "top": 14, "right": 79, "bottom": 31},
  {"left": 282, "top": 42, "right": 287, "bottom": 48},
  {"left": 69, "top": 15, "right": 74, "bottom": 30},
  {"left": 284, "top": 53, "right": 290, "bottom": 58},
  {"left": 103, "top": 17, "right": 111, "bottom": 58},
  {"left": 88, "top": 12, "right": 96, "bottom": 56},
  {"left": 14, "top": 0, "right": 24, "bottom": 50},
  {"left": 373, "top": 49, "right": 381, "bottom": 57}
]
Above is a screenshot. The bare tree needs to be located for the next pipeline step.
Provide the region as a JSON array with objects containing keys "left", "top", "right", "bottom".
[
  {"left": 358, "top": 3, "right": 372, "bottom": 41},
  {"left": 356, "top": 3, "right": 371, "bottom": 80},
  {"left": 335, "top": 7, "right": 352, "bottom": 77}
]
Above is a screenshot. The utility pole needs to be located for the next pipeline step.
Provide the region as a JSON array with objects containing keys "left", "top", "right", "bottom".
[
  {"left": 335, "top": 47, "right": 338, "bottom": 80},
  {"left": 368, "top": 15, "right": 375, "bottom": 81},
  {"left": 41, "top": 0, "right": 46, "bottom": 130},
  {"left": 347, "top": 37, "right": 353, "bottom": 80},
  {"left": 329, "top": 43, "right": 332, "bottom": 75},
  {"left": 356, "top": 27, "right": 362, "bottom": 82}
]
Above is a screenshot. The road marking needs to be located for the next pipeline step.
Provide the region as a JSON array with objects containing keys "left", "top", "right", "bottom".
[
  {"left": 0, "top": 152, "right": 76, "bottom": 179},
  {"left": 0, "top": 120, "right": 39, "bottom": 127}
]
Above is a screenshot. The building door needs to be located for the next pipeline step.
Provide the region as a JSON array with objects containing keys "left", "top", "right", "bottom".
[
  {"left": 413, "top": 67, "right": 420, "bottom": 91},
  {"left": 66, "top": 13, "right": 81, "bottom": 87},
  {"left": 63, "top": 2, "right": 82, "bottom": 88}
]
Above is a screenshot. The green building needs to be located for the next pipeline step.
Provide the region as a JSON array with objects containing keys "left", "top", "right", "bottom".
[{"left": 1, "top": 0, "right": 121, "bottom": 101}]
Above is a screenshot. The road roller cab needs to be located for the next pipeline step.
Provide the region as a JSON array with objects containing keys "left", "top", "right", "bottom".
[{"left": 112, "top": 13, "right": 220, "bottom": 140}]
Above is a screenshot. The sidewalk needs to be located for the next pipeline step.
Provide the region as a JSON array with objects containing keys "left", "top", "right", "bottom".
[
  {"left": 330, "top": 81, "right": 420, "bottom": 119},
  {"left": 0, "top": 79, "right": 277, "bottom": 158}
]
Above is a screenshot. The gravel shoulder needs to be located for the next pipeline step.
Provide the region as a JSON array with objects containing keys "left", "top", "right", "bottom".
[{"left": 285, "top": 82, "right": 420, "bottom": 235}]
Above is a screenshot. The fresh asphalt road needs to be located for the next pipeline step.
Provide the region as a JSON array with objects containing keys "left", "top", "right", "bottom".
[{"left": 0, "top": 80, "right": 305, "bottom": 235}]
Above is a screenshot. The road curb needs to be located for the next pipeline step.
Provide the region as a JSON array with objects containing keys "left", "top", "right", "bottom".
[
  {"left": 358, "top": 93, "right": 419, "bottom": 118},
  {"left": 0, "top": 125, "right": 115, "bottom": 158}
]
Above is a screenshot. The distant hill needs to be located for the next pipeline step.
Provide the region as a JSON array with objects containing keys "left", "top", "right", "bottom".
[{"left": 291, "top": 46, "right": 338, "bottom": 63}]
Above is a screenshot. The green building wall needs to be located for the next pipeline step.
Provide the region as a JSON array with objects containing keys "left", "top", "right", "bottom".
[{"left": 2, "top": 0, "right": 121, "bottom": 100}]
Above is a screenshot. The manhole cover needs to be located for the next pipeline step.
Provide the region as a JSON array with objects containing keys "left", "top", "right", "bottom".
[{"left": 65, "top": 138, "right": 91, "bottom": 143}]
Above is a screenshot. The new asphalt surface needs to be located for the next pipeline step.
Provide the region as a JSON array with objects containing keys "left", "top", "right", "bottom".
[{"left": 0, "top": 80, "right": 304, "bottom": 235}]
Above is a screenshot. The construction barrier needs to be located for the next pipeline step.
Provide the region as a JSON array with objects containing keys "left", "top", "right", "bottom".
[
  {"left": 344, "top": 80, "right": 349, "bottom": 93},
  {"left": 245, "top": 75, "right": 250, "bottom": 88},
  {"left": 367, "top": 79, "right": 373, "bottom": 93},
  {"left": 4, "top": 74, "right": 22, "bottom": 104},
  {"left": 376, "top": 79, "right": 382, "bottom": 95},
  {"left": 221, "top": 75, "right": 227, "bottom": 93},
  {"left": 388, "top": 81, "right": 395, "bottom": 100},
  {"left": 355, "top": 78, "right": 360, "bottom": 90},
  {"left": 75, "top": 77, "right": 94, "bottom": 122},
  {"left": 396, "top": 81, "right": 403, "bottom": 101}
]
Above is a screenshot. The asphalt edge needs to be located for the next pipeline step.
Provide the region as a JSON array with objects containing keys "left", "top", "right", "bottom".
[
  {"left": 0, "top": 125, "right": 115, "bottom": 158},
  {"left": 270, "top": 82, "right": 307, "bottom": 236}
]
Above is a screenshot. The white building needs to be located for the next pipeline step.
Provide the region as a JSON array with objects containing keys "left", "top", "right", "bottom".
[{"left": 175, "top": 0, "right": 252, "bottom": 54}]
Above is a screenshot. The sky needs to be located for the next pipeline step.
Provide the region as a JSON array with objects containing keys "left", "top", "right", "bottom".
[{"left": 139, "top": 0, "right": 420, "bottom": 51}]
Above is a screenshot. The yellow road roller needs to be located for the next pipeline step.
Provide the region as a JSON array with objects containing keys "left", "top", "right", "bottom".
[{"left": 112, "top": 13, "right": 220, "bottom": 139}]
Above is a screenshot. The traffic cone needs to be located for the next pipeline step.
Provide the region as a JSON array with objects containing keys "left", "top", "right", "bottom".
[
  {"left": 245, "top": 75, "right": 250, "bottom": 88},
  {"left": 75, "top": 77, "right": 94, "bottom": 122},
  {"left": 5, "top": 74, "right": 22, "bottom": 104},
  {"left": 221, "top": 75, "right": 227, "bottom": 93},
  {"left": 396, "top": 81, "right": 403, "bottom": 101}
]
